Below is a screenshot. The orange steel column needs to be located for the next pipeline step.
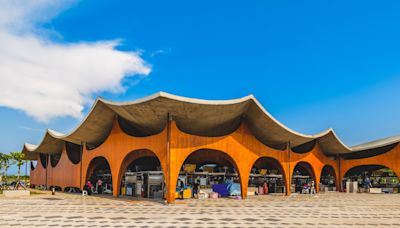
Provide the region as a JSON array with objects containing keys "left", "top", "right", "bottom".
[
  {"left": 238, "top": 162, "right": 250, "bottom": 200},
  {"left": 286, "top": 142, "right": 291, "bottom": 196},
  {"left": 45, "top": 155, "right": 48, "bottom": 188},
  {"left": 315, "top": 167, "right": 321, "bottom": 193},
  {"left": 337, "top": 154, "right": 341, "bottom": 192},
  {"left": 165, "top": 114, "right": 173, "bottom": 203},
  {"left": 80, "top": 142, "right": 83, "bottom": 190}
]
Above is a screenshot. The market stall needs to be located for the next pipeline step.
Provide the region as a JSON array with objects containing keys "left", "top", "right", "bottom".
[
  {"left": 290, "top": 162, "right": 316, "bottom": 194},
  {"left": 248, "top": 172, "right": 285, "bottom": 195},
  {"left": 320, "top": 165, "right": 337, "bottom": 192},
  {"left": 119, "top": 154, "right": 164, "bottom": 199},
  {"left": 248, "top": 157, "right": 286, "bottom": 195},
  {"left": 121, "top": 171, "right": 164, "bottom": 199},
  {"left": 177, "top": 163, "right": 241, "bottom": 199},
  {"left": 343, "top": 166, "right": 400, "bottom": 193},
  {"left": 86, "top": 157, "right": 113, "bottom": 195}
]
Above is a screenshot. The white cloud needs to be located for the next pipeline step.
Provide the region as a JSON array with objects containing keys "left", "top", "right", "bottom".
[{"left": 0, "top": 0, "right": 151, "bottom": 121}]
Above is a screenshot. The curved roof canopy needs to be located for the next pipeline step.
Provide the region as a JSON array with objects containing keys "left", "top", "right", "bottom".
[{"left": 22, "top": 92, "right": 400, "bottom": 160}]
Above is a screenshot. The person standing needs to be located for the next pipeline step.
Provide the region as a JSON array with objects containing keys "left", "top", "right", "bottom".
[
  {"left": 193, "top": 180, "right": 200, "bottom": 198},
  {"left": 310, "top": 180, "right": 316, "bottom": 194},
  {"left": 86, "top": 180, "right": 93, "bottom": 195},
  {"left": 364, "top": 176, "right": 372, "bottom": 189},
  {"left": 97, "top": 179, "right": 103, "bottom": 194},
  {"left": 262, "top": 182, "right": 268, "bottom": 195},
  {"left": 179, "top": 179, "right": 185, "bottom": 199}
]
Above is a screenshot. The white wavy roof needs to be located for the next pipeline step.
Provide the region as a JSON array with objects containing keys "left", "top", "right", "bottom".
[{"left": 22, "top": 92, "right": 400, "bottom": 160}]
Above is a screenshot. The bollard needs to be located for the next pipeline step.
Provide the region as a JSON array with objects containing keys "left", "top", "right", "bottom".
[{"left": 52, "top": 187, "right": 55, "bottom": 195}]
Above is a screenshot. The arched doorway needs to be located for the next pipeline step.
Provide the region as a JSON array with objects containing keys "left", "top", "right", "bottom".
[
  {"left": 291, "top": 162, "right": 316, "bottom": 194},
  {"left": 86, "top": 157, "right": 112, "bottom": 195},
  {"left": 177, "top": 149, "right": 241, "bottom": 200},
  {"left": 320, "top": 165, "right": 337, "bottom": 192},
  {"left": 343, "top": 165, "right": 399, "bottom": 193},
  {"left": 248, "top": 157, "right": 286, "bottom": 195},
  {"left": 118, "top": 149, "right": 164, "bottom": 199}
]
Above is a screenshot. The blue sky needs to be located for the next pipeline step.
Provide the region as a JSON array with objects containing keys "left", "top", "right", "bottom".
[{"left": 1, "top": 1, "right": 400, "bottom": 174}]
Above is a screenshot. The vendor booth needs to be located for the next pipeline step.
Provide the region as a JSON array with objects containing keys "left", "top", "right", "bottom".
[
  {"left": 248, "top": 167, "right": 285, "bottom": 195},
  {"left": 121, "top": 171, "right": 164, "bottom": 199},
  {"left": 176, "top": 161, "right": 241, "bottom": 199},
  {"left": 320, "top": 165, "right": 337, "bottom": 192},
  {"left": 119, "top": 154, "right": 164, "bottom": 199},
  {"left": 249, "top": 157, "right": 286, "bottom": 195},
  {"left": 87, "top": 157, "right": 113, "bottom": 195},
  {"left": 291, "top": 162, "right": 316, "bottom": 194},
  {"left": 343, "top": 166, "right": 400, "bottom": 193}
]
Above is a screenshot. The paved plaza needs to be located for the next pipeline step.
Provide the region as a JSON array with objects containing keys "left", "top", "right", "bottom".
[{"left": 1, "top": 192, "right": 400, "bottom": 227}]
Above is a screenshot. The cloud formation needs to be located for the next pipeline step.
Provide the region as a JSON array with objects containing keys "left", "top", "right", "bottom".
[{"left": 0, "top": 0, "right": 151, "bottom": 121}]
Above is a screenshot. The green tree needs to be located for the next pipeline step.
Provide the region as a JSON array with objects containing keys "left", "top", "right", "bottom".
[
  {"left": 0, "top": 153, "right": 5, "bottom": 180},
  {"left": 10, "top": 152, "right": 25, "bottom": 181},
  {"left": 0, "top": 153, "right": 12, "bottom": 182}
]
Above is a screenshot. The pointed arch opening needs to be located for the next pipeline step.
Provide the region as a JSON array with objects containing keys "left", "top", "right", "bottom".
[
  {"left": 320, "top": 165, "right": 337, "bottom": 192},
  {"left": 30, "top": 160, "right": 37, "bottom": 171},
  {"left": 177, "top": 149, "right": 242, "bottom": 200},
  {"left": 85, "top": 156, "right": 112, "bottom": 195},
  {"left": 118, "top": 149, "right": 164, "bottom": 199},
  {"left": 343, "top": 165, "right": 399, "bottom": 193},
  {"left": 39, "top": 153, "right": 48, "bottom": 169},
  {"left": 66, "top": 142, "right": 81, "bottom": 164},
  {"left": 248, "top": 157, "right": 286, "bottom": 195},
  {"left": 50, "top": 153, "right": 61, "bottom": 168},
  {"left": 291, "top": 162, "right": 316, "bottom": 194}
]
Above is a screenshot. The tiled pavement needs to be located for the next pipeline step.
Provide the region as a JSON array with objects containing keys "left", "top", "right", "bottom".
[{"left": 1, "top": 192, "right": 400, "bottom": 227}]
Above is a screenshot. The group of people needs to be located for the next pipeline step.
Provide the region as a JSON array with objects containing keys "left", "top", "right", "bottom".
[
  {"left": 302, "top": 180, "right": 316, "bottom": 194},
  {"left": 84, "top": 179, "right": 103, "bottom": 195},
  {"left": 254, "top": 182, "right": 269, "bottom": 195},
  {"left": 177, "top": 179, "right": 201, "bottom": 199}
]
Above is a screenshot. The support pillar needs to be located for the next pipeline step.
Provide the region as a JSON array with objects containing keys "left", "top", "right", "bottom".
[
  {"left": 80, "top": 142, "right": 83, "bottom": 190},
  {"left": 337, "top": 154, "right": 342, "bottom": 192},
  {"left": 45, "top": 155, "right": 48, "bottom": 189},
  {"left": 315, "top": 171, "right": 320, "bottom": 193},
  {"left": 286, "top": 142, "right": 291, "bottom": 196},
  {"left": 239, "top": 167, "right": 249, "bottom": 200},
  {"left": 112, "top": 169, "right": 119, "bottom": 197},
  {"left": 165, "top": 113, "right": 174, "bottom": 203}
]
